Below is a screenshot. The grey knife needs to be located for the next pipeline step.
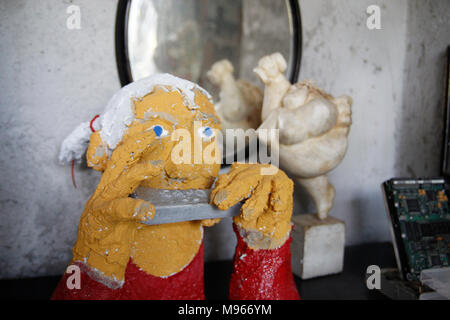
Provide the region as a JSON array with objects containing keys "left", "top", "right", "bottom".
[{"left": 133, "top": 187, "right": 241, "bottom": 225}]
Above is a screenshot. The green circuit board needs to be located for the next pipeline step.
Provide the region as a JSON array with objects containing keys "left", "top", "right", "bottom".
[{"left": 384, "top": 179, "right": 450, "bottom": 281}]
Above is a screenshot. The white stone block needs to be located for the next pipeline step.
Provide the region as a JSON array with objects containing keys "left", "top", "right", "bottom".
[{"left": 291, "top": 214, "right": 345, "bottom": 279}]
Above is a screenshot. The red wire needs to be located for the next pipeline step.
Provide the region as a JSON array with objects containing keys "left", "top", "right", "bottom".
[
  {"left": 71, "top": 159, "right": 77, "bottom": 189},
  {"left": 72, "top": 114, "right": 100, "bottom": 189},
  {"left": 90, "top": 115, "right": 100, "bottom": 133}
]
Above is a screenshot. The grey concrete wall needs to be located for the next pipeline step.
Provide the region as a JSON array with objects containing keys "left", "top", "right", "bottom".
[
  {"left": 0, "top": 0, "right": 449, "bottom": 279},
  {"left": 397, "top": 0, "right": 450, "bottom": 177},
  {"left": 0, "top": 0, "right": 120, "bottom": 279},
  {"left": 297, "top": 0, "right": 449, "bottom": 245},
  {"left": 297, "top": 0, "right": 409, "bottom": 245}
]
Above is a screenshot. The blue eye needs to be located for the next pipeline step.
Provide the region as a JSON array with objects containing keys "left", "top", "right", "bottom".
[
  {"left": 153, "top": 125, "right": 163, "bottom": 136},
  {"left": 198, "top": 126, "right": 215, "bottom": 141},
  {"left": 203, "top": 127, "right": 213, "bottom": 137},
  {"left": 151, "top": 125, "right": 168, "bottom": 138}
]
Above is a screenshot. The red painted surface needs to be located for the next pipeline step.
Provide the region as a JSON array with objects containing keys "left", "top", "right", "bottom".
[
  {"left": 89, "top": 114, "right": 100, "bottom": 133},
  {"left": 52, "top": 243, "right": 205, "bottom": 300},
  {"left": 71, "top": 159, "right": 77, "bottom": 189},
  {"left": 52, "top": 225, "right": 300, "bottom": 300},
  {"left": 229, "top": 224, "right": 300, "bottom": 300}
]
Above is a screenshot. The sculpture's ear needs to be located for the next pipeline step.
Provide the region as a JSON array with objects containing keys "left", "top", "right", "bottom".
[
  {"left": 334, "top": 95, "right": 353, "bottom": 108},
  {"left": 333, "top": 95, "right": 353, "bottom": 128},
  {"left": 86, "top": 131, "right": 108, "bottom": 171}
]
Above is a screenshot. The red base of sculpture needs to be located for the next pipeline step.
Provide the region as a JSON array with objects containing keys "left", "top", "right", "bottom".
[
  {"left": 52, "top": 243, "right": 205, "bottom": 300},
  {"left": 229, "top": 224, "right": 300, "bottom": 300},
  {"left": 52, "top": 224, "right": 300, "bottom": 300}
]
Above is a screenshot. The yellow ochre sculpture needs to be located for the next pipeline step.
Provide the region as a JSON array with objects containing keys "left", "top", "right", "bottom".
[{"left": 57, "top": 74, "right": 295, "bottom": 293}]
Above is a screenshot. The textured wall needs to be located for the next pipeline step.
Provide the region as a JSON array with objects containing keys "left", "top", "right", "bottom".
[
  {"left": 297, "top": 0, "right": 408, "bottom": 245},
  {"left": 396, "top": 0, "right": 450, "bottom": 177},
  {"left": 0, "top": 0, "right": 120, "bottom": 279},
  {"left": 297, "top": 0, "right": 449, "bottom": 245},
  {"left": 1, "top": 0, "right": 449, "bottom": 279}
]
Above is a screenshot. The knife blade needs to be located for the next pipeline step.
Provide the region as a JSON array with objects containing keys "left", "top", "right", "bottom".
[{"left": 133, "top": 187, "right": 241, "bottom": 226}]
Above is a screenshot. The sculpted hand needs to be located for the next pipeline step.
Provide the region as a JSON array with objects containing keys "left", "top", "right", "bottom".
[
  {"left": 73, "top": 129, "right": 163, "bottom": 280},
  {"left": 211, "top": 163, "right": 294, "bottom": 249}
]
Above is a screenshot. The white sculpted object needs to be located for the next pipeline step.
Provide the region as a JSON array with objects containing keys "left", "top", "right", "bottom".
[
  {"left": 207, "top": 59, "right": 263, "bottom": 131},
  {"left": 255, "top": 53, "right": 353, "bottom": 220}
]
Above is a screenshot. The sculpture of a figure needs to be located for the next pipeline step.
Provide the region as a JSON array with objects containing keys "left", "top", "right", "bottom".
[
  {"left": 255, "top": 53, "right": 353, "bottom": 220},
  {"left": 207, "top": 59, "right": 263, "bottom": 131},
  {"left": 53, "top": 74, "right": 299, "bottom": 300}
]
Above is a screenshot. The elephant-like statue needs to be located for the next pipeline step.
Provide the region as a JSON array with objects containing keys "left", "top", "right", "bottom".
[{"left": 255, "top": 53, "right": 353, "bottom": 220}]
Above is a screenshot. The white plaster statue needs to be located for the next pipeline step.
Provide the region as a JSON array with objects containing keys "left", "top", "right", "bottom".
[
  {"left": 207, "top": 59, "right": 263, "bottom": 131},
  {"left": 255, "top": 53, "right": 353, "bottom": 220}
]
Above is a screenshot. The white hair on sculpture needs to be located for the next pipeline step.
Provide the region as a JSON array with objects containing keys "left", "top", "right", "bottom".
[
  {"left": 58, "top": 73, "right": 213, "bottom": 165},
  {"left": 58, "top": 121, "right": 93, "bottom": 165}
]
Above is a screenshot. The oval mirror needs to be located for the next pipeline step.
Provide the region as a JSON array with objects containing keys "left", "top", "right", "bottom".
[
  {"left": 117, "top": 0, "right": 301, "bottom": 89},
  {"left": 116, "top": 0, "right": 302, "bottom": 161}
]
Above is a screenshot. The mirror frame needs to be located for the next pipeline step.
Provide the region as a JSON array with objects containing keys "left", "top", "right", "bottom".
[{"left": 115, "top": 0, "right": 302, "bottom": 87}]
